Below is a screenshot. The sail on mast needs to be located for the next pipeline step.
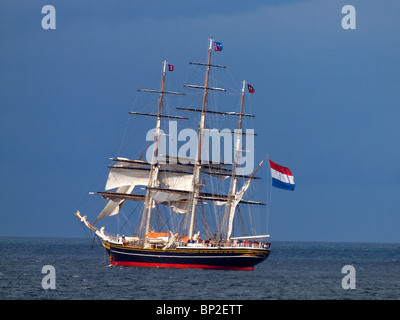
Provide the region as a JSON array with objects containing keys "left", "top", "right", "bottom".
[{"left": 92, "top": 60, "right": 187, "bottom": 226}]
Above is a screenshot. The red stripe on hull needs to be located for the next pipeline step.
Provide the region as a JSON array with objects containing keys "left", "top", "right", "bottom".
[{"left": 110, "top": 260, "right": 254, "bottom": 271}]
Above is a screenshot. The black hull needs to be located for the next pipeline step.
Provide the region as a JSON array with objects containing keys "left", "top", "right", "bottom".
[{"left": 103, "top": 241, "right": 270, "bottom": 270}]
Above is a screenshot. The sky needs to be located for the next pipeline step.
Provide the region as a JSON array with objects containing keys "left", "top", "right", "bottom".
[{"left": 0, "top": 0, "right": 399, "bottom": 242}]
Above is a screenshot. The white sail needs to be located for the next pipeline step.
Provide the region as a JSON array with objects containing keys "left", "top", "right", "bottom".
[
  {"left": 226, "top": 179, "right": 251, "bottom": 240},
  {"left": 105, "top": 167, "right": 149, "bottom": 190},
  {"left": 226, "top": 155, "right": 268, "bottom": 239},
  {"left": 158, "top": 171, "right": 193, "bottom": 191},
  {"left": 94, "top": 185, "right": 134, "bottom": 224},
  {"left": 168, "top": 202, "right": 190, "bottom": 214},
  {"left": 106, "top": 166, "right": 193, "bottom": 191},
  {"left": 150, "top": 190, "right": 188, "bottom": 203},
  {"left": 102, "top": 163, "right": 193, "bottom": 217}
]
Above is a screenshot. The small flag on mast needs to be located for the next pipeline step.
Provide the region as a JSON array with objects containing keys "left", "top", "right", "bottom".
[
  {"left": 168, "top": 64, "right": 174, "bottom": 71},
  {"left": 269, "top": 160, "right": 295, "bottom": 191},
  {"left": 214, "top": 41, "right": 223, "bottom": 51},
  {"left": 247, "top": 84, "right": 255, "bottom": 93}
]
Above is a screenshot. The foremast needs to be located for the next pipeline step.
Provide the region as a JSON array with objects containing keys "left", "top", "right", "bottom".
[
  {"left": 127, "top": 60, "right": 186, "bottom": 242},
  {"left": 142, "top": 60, "right": 167, "bottom": 243}
]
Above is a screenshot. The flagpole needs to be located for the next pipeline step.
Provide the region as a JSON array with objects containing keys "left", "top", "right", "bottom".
[{"left": 267, "top": 155, "right": 272, "bottom": 238}]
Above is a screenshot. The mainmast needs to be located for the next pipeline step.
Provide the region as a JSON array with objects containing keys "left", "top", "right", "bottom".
[{"left": 187, "top": 38, "right": 214, "bottom": 239}]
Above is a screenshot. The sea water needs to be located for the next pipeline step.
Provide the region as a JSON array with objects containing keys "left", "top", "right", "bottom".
[{"left": 0, "top": 237, "right": 399, "bottom": 300}]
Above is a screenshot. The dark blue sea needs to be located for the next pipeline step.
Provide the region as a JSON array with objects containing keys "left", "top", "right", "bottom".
[{"left": 0, "top": 237, "right": 399, "bottom": 300}]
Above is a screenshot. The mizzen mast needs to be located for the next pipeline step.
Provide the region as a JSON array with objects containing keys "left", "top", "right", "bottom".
[{"left": 225, "top": 80, "right": 246, "bottom": 240}]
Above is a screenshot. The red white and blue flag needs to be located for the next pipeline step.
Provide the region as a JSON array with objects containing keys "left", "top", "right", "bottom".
[
  {"left": 269, "top": 160, "right": 295, "bottom": 191},
  {"left": 214, "top": 41, "right": 223, "bottom": 51}
]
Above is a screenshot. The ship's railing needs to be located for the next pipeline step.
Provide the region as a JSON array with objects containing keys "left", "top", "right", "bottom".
[
  {"left": 101, "top": 231, "right": 271, "bottom": 250},
  {"left": 179, "top": 240, "right": 270, "bottom": 249}
]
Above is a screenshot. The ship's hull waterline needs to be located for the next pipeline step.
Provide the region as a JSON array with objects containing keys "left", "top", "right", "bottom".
[{"left": 103, "top": 240, "right": 270, "bottom": 270}]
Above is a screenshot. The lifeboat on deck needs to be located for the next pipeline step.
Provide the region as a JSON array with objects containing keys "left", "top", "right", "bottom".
[{"left": 147, "top": 232, "right": 170, "bottom": 244}]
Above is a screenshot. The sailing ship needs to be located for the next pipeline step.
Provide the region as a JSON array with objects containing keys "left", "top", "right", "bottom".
[{"left": 74, "top": 38, "right": 273, "bottom": 270}]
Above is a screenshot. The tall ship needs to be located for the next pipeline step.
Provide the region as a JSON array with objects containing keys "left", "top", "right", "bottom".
[{"left": 74, "top": 38, "right": 294, "bottom": 270}]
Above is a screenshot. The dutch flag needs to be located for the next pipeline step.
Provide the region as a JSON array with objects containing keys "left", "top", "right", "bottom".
[{"left": 269, "top": 160, "right": 295, "bottom": 191}]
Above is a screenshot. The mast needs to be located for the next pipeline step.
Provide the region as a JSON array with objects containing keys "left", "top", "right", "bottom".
[
  {"left": 227, "top": 155, "right": 268, "bottom": 240},
  {"left": 143, "top": 60, "right": 167, "bottom": 241},
  {"left": 226, "top": 80, "right": 246, "bottom": 240},
  {"left": 187, "top": 38, "right": 213, "bottom": 239}
]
